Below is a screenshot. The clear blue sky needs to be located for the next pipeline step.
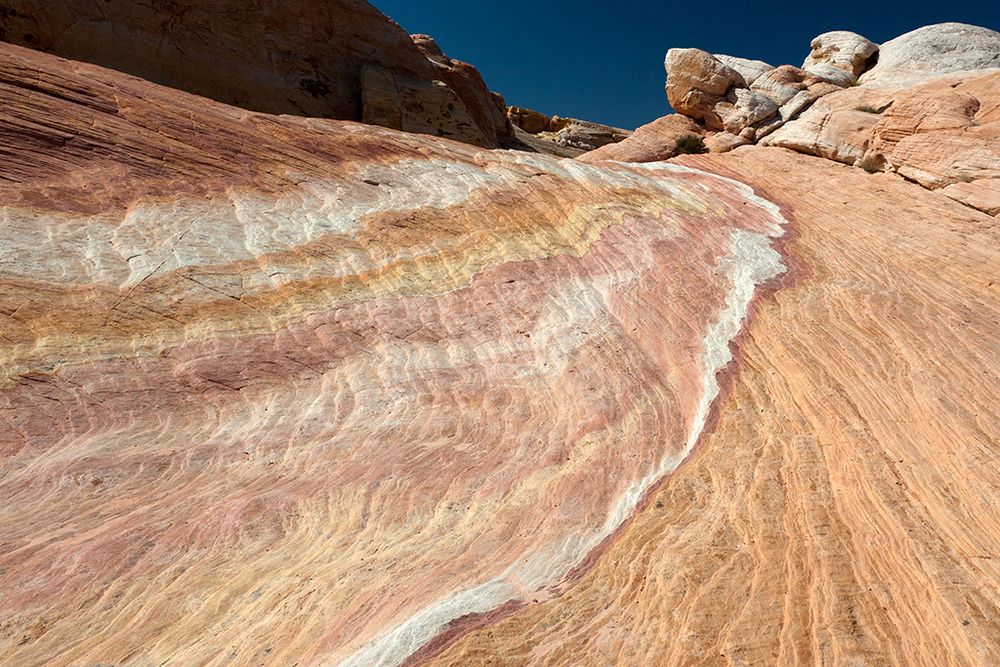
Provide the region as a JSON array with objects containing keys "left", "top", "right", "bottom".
[{"left": 372, "top": 0, "right": 1000, "bottom": 129}]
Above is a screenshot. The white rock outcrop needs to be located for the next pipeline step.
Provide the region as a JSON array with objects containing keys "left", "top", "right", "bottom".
[
  {"left": 860, "top": 23, "right": 1000, "bottom": 88},
  {"left": 802, "top": 31, "right": 879, "bottom": 83},
  {"left": 714, "top": 54, "right": 774, "bottom": 86}
]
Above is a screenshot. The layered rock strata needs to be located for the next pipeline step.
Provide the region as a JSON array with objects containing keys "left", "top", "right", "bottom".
[
  {"left": 1, "top": 14, "right": 999, "bottom": 667},
  {"left": 0, "top": 42, "right": 787, "bottom": 666},
  {"left": 0, "top": 0, "right": 512, "bottom": 147},
  {"left": 427, "top": 145, "right": 1000, "bottom": 667}
]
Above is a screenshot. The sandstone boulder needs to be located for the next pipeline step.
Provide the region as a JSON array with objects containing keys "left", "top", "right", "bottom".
[
  {"left": 554, "top": 121, "right": 632, "bottom": 151},
  {"left": 0, "top": 0, "right": 511, "bottom": 146},
  {"left": 703, "top": 131, "right": 751, "bottom": 153},
  {"left": 802, "top": 31, "right": 878, "bottom": 82},
  {"left": 761, "top": 90, "right": 884, "bottom": 166},
  {"left": 714, "top": 54, "right": 774, "bottom": 86},
  {"left": 716, "top": 88, "right": 780, "bottom": 135},
  {"left": 751, "top": 65, "right": 813, "bottom": 105},
  {"left": 580, "top": 114, "right": 704, "bottom": 163},
  {"left": 803, "top": 64, "right": 859, "bottom": 88},
  {"left": 665, "top": 48, "right": 746, "bottom": 128},
  {"left": 860, "top": 23, "right": 1000, "bottom": 88},
  {"left": 508, "top": 106, "right": 553, "bottom": 134}
]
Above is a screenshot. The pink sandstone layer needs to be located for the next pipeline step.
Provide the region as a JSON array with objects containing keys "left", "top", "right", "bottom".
[{"left": 0, "top": 43, "right": 788, "bottom": 665}]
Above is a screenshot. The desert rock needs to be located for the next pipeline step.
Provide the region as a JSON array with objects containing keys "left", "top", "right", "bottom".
[
  {"left": 717, "top": 88, "right": 781, "bottom": 134},
  {"left": 665, "top": 48, "right": 746, "bottom": 128},
  {"left": 703, "top": 131, "right": 751, "bottom": 153},
  {"left": 580, "top": 114, "right": 705, "bottom": 163},
  {"left": 427, "top": 146, "right": 1000, "bottom": 667},
  {"left": 860, "top": 22, "right": 1000, "bottom": 88},
  {"left": 760, "top": 89, "right": 884, "bottom": 165},
  {"left": 508, "top": 105, "right": 553, "bottom": 134},
  {"left": 715, "top": 54, "right": 774, "bottom": 85},
  {"left": 0, "top": 0, "right": 511, "bottom": 146},
  {"left": 764, "top": 69, "right": 1000, "bottom": 213},
  {"left": 1, "top": 11, "right": 1000, "bottom": 667},
  {"left": 663, "top": 21, "right": 1000, "bottom": 217},
  {"left": 802, "top": 30, "right": 879, "bottom": 81},
  {"left": 940, "top": 179, "right": 1000, "bottom": 216},
  {"left": 0, "top": 41, "right": 792, "bottom": 665},
  {"left": 506, "top": 107, "right": 632, "bottom": 154}
]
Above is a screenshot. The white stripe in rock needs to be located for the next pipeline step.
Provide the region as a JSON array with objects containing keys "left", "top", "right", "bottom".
[{"left": 337, "top": 164, "right": 788, "bottom": 667}]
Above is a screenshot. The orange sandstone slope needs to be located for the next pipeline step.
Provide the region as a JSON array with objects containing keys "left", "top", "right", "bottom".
[
  {"left": 427, "top": 148, "right": 1000, "bottom": 666},
  {"left": 0, "top": 36, "right": 997, "bottom": 667}
]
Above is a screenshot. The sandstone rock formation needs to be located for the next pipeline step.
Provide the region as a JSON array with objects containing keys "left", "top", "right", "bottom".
[
  {"left": 623, "top": 22, "right": 1000, "bottom": 218},
  {"left": 763, "top": 64, "right": 1000, "bottom": 216},
  {"left": 0, "top": 41, "right": 788, "bottom": 666},
  {"left": 715, "top": 54, "right": 774, "bottom": 85},
  {"left": 663, "top": 46, "right": 849, "bottom": 141},
  {"left": 802, "top": 30, "right": 879, "bottom": 84},
  {"left": 581, "top": 114, "right": 705, "bottom": 163},
  {"left": 664, "top": 48, "right": 746, "bottom": 127},
  {"left": 860, "top": 22, "right": 1000, "bottom": 87},
  {"left": 424, "top": 145, "right": 1000, "bottom": 667},
  {"left": 506, "top": 106, "right": 632, "bottom": 155},
  {"left": 0, "top": 0, "right": 512, "bottom": 147},
  {"left": 1, "top": 13, "right": 999, "bottom": 667},
  {"left": 508, "top": 106, "right": 554, "bottom": 134}
]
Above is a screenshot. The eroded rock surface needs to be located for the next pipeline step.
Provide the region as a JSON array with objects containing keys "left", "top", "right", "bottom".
[
  {"left": 665, "top": 48, "right": 746, "bottom": 128},
  {"left": 506, "top": 106, "right": 632, "bottom": 155},
  {"left": 860, "top": 22, "right": 1000, "bottom": 88},
  {"left": 623, "top": 22, "right": 1000, "bottom": 217},
  {"left": 0, "top": 0, "right": 512, "bottom": 146},
  {"left": 802, "top": 30, "right": 879, "bottom": 83},
  {"left": 715, "top": 54, "right": 774, "bottom": 86},
  {"left": 580, "top": 114, "right": 706, "bottom": 163},
  {"left": 763, "top": 70, "right": 1000, "bottom": 215},
  {"left": 0, "top": 42, "right": 787, "bottom": 666},
  {"left": 426, "top": 146, "right": 1000, "bottom": 667},
  {"left": 1, "top": 14, "right": 999, "bottom": 667}
]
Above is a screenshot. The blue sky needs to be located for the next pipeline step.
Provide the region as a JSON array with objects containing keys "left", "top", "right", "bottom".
[{"left": 373, "top": 1, "right": 1000, "bottom": 129}]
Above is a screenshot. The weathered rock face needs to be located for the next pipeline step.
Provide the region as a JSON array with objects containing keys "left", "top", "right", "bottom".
[
  {"left": 762, "top": 70, "right": 1000, "bottom": 215},
  {"left": 508, "top": 105, "right": 553, "bottom": 134},
  {"left": 860, "top": 22, "right": 1000, "bottom": 88},
  {"left": 0, "top": 0, "right": 511, "bottom": 147},
  {"left": 802, "top": 30, "right": 879, "bottom": 83},
  {"left": 506, "top": 106, "right": 632, "bottom": 154},
  {"left": 409, "top": 33, "right": 512, "bottom": 145},
  {"left": 580, "top": 114, "right": 705, "bottom": 163},
  {"left": 0, "top": 42, "right": 788, "bottom": 666},
  {"left": 2, "top": 18, "right": 1000, "bottom": 667},
  {"left": 715, "top": 54, "right": 774, "bottom": 86},
  {"left": 664, "top": 43, "right": 855, "bottom": 139},
  {"left": 427, "top": 144, "right": 1000, "bottom": 667},
  {"left": 651, "top": 22, "right": 1000, "bottom": 218},
  {"left": 665, "top": 48, "right": 746, "bottom": 127},
  {"left": 717, "top": 87, "right": 780, "bottom": 134}
]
